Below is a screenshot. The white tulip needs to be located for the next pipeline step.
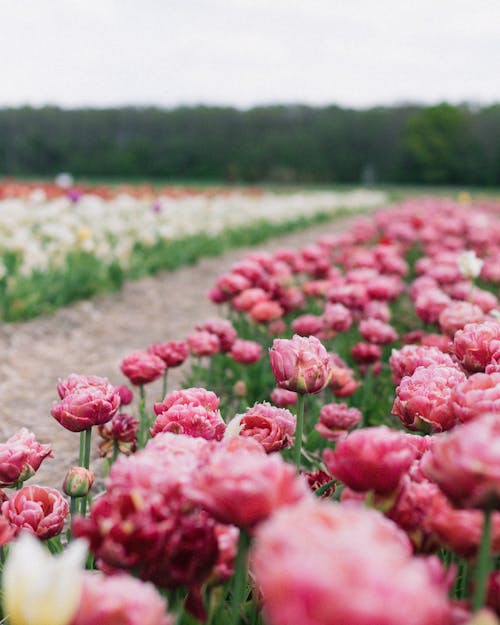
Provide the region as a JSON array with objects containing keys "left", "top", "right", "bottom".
[
  {"left": 2, "top": 533, "right": 87, "bottom": 625},
  {"left": 457, "top": 250, "right": 483, "bottom": 280}
]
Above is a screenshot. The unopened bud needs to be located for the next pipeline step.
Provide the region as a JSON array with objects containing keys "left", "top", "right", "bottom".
[
  {"left": 233, "top": 380, "right": 247, "bottom": 398},
  {"left": 63, "top": 466, "right": 94, "bottom": 498}
]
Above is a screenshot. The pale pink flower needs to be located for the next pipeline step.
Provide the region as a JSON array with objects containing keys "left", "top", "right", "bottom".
[
  {"left": 2, "top": 485, "right": 68, "bottom": 539},
  {"left": 315, "top": 403, "right": 362, "bottom": 441},
  {"left": 323, "top": 426, "right": 419, "bottom": 495},
  {"left": 230, "top": 339, "right": 263, "bottom": 364},
  {"left": 252, "top": 499, "right": 451, "bottom": 625},
  {"left": 154, "top": 387, "right": 219, "bottom": 414},
  {"left": 389, "top": 345, "right": 457, "bottom": 385},
  {"left": 71, "top": 572, "right": 175, "bottom": 625},
  {"left": 415, "top": 288, "right": 451, "bottom": 324},
  {"left": 224, "top": 402, "right": 295, "bottom": 453},
  {"left": 392, "top": 365, "right": 466, "bottom": 432},
  {"left": 151, "top": 403, "right": 226, "bottom": 441},
  {"left": 196, "top": 318, "right": 237, "bottom": 353},
  {"left": 148, "top": 341, "right": 189, "bottom": 367},
  {"left": 250, "top": 300, "right": 284, "bottom": 323},
  {"left": 450, "top": 373, "right": 500, "bottom": 423},
  {"left": 359, "top": 318, "right": 398, "bottom": 344},
  {"left": 322, "top": 303, "right": 353, "bottom": 333},
  {"left": 189, "top": 437, "right": 308, "bottom": 528},
  {"left": 422, "top": 413, "right": 500, "bottom": 509},
  {"left": 186, "top": 330, "right": 220, "bottom": 357},
  {"left": 269, "top": 335, "right": 332, "bottom": 394},
  {"left": 270, "top": 387, "right": 298, "bottom": 407},
  {"left": 453, "top": 321, "right": 500, "bottom": 372},
  {"left": 0, "top": 428, "right": 52, "bottom": 487},
  {"left": 291, "top": 314, "right": 323, "bottom": 337},
  {"left": 439, "top": 301, "right": 485, "bottom": 337},
  {"left": 120, "top": 351, "right": 166, "bottom": 385}
]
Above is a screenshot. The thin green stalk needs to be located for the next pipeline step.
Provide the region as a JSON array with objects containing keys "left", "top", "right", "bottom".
[
  {"left": 458, "top": 559, "right": 468, "bottom": 599},
  {"left": 314, "top": 479, "right": 336, "bottom": 498},
  {"left": 161, "top": 369, "right": 168, "bottom": 399},
  {"left": 293, "top": 393, "right": 305, "bottom": 469},
  {"left": 78, "top": 430, "right": 85, "bottom": 466},
  {"left": 112, "top": 440, "right": 119, "bottom": 463},
  {"left": 230, "top": 530, "right": 251, "bottom": 625},
  {"left": 473, "top": 508, "right": 493, "bottom": 611},
  {"left": 138, "top": 385, "right": 148, "bottom": 448},
  {"left": 80, "top": 428, "right": 92, "bottom": 517}
]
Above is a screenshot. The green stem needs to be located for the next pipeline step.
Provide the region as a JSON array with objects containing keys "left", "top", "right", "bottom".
[
  {"left": 80, "top": 428, "right": 92, "bottom": 517},
  {"left": 78, "top": 430, "right": 85, "bottom": 466},
  {"left": 293, "top": 393, "right": 305, "bottom": 469},
  {"left": 138, "top": 385, "right": 148, "bottom": 448},
  {"left": 473, "top": 508, "right": 493, "bottom": 611},
  {"left": 161, "top": 369, "right": 168, "bottom": 399},
  {"left": 458, "top": 559, "right": 468, "bottom": 599},
  {"left": 230, "top": 530, "right": 251, "bottom": 625}
]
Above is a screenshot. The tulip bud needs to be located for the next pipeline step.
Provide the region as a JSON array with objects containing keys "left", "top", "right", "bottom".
[
  {"left": 63, "top": 467, "right": 94, "bottom": 498},
  {"left": 233, "top": 380, "right": 247, "bottom": 398}
]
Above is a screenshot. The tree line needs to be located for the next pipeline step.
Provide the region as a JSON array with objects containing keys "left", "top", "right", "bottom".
[{"left": 0, "top": 103, "right": 498, "bottom": 185}]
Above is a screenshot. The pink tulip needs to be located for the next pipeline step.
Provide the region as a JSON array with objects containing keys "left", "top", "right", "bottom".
[
  {"left": 151, "top": 403, "right": 226, "bottom": 441},
  {"left": 71, "top": 572, "right": 175, "bottom": 625},
  {"left": 439, "top": 301, "right": 485, "bottom": 337},
  {"left": 350, "top": 342, "right": 382, "bottom": 364},
  {"left": 270, "top": 387, "right": 298, "bottom": 407},
  {"left": 392, "top": 365, "right": 466, "bottom": 432},
  {"left": 2, "top": 485, "right": 68, "bottom": 539},
  {"left": 324, "top": 426, "right": 419, "bottom": 495},
  {"left": 453, "top": 321, "right": 500, "bottom": 373},
  {"left": 148, "top": 341, "right": 189, "bottom": 367},
  {"left": 322, "top": 303, "right": 353, "bottom": 333},
  {"left": 120, "top": 350, "right": 166, "bottom": 385},
  {"left": 154, "top": 387, "right": 219, "bottom": 415},
  {"left": 186, "top": 330, "right": 220, "bottom": 357},
  {"left": 0, "top": 428, "right": 52, "bottom": 487},
  {"left": 189, "top": 437, "right": 308, "bottom": 528},
  {"left": 51, "top": 384, "right": 121, "bottom": 433},
  {"left": 63, "top": 466, "right": 95, "bottom": 498},
  {"left": 359, "top": 318, "right": 398, "bottom": 345},
  {"left": 232, "top": 287, "right": 269, "bottom": 312},
  {"left": 98, "top": 412, "right": 139, "bottom": 457},
  {"left": 450, "top": 373, "right": 500, "bottom": 424},
  {"left": 389, "top": 345, "right": 457, "bottom": 385},
  {"left": 196, "top": 318, "right": 237, "bottom": 353},
  {"left": 291, "top": 314, "right": 323, "bottom": 337},
  {"left": 252, "top": 499, "right": 452, "bottom": 625},
  {"left": 116, "top": 384, "right": 134, "bottom": 405},
  {"left": 269, "top": 335, "right": 332, "bottom": 394},
  {"left": 315, "top": 403, "right": 362, "bottom": 441},
  {"left": 230, "top": 339, "right": 263, "bottom": 364},
  {"left": 422, "top": 413, "right": 500, "bottom": 509},
  {"left": 224, "top": 402, "right": 295, "bottom": 453},
  {"left": 414, "top": 288, "right": 451, "bottom": 324},
  {"left": 250, "top": 300, "right": 284, "bottom": 323}
]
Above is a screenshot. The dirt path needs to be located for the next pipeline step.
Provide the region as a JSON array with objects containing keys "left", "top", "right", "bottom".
[{"left": 0, "top": 216, "right": 360, "bottom": 487}]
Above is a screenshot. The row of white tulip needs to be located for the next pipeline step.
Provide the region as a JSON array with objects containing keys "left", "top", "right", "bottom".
[{"left": 0, "top": 189, "right": 386, "bottom": 277}]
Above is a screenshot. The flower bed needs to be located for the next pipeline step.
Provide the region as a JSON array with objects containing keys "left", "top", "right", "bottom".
[
  {"left": 0, "top": 181, "right": 385, "bottom": 321},
  {"left": 0, "top": 196, "right": 500, "bottom": 625}
]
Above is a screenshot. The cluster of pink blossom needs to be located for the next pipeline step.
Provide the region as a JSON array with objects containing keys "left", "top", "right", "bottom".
[{"left": 3, "top": 196, "right": 500, "bottom": 625}]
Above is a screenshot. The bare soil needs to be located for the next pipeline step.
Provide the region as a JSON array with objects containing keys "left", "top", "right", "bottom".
[{"left": 0, "top": 217, "right": 357, "bottom": 487}]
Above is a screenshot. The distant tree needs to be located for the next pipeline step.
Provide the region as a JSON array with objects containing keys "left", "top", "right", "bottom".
[{"left": 402, "top": 104, "right": 476, "bottom": 184}]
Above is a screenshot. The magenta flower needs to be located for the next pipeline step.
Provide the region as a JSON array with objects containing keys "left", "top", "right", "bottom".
[
  {"left": 189, "top": 437, "right": 307, "bottom": 528},
  {"left": 438, "top": 301, "right": 485, "bottom": 337},
  {"left": 196, "top": 318, "right": 237, "bottom": 353},
  {"left": 422, "top": 413, "right": 500, "bottom": 509},
  {"left": 389, "top": 345, "right": 457, "bottom": 386},
  {"left": 51, "top": 385, "right": 121, "bottom": 432},
  {"left": 450, "top": 372, "right": 500, "bottom": 424},
  {"left": 151, "top": 403, "right": 226, "bottom": 441},
  {"left": 270, "top": 388, "right": 298, "bottom": 407},
  {"left": 230, "top": 339, "right": 263, "bottom": 364},
  {"left": 186, "top": 330, "right": 220, "bottom": 357},
  {"left": 148, "top": 341, "right": 189, "bottom": 367},
  {"left": 269, "top": 335, "right": 332, "bottom": 394},
  {"left": 392, "top": 364, "right": 466, "bottom": 433},
  {"left": 154, "top": 387, "right": 219, "bottom": 415},
  {"left": 359, "top": 318, "right": 398, "bottom": 345},
  {"left": 315, "top": 403, "right": 362, "bottom": 441},
  {"left": 453, "top": 321, "right": 500, "bottom": 373},
  {"left": 120, "top": 351, "right": 166, "bottom": 385},
  {"left": 324, "top": 426, "right": 419, "bottom": 495}
]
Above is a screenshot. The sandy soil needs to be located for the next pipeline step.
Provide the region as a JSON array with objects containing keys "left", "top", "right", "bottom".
[{"left": 0, "top": 216, "right": 359, "bottom": 487}]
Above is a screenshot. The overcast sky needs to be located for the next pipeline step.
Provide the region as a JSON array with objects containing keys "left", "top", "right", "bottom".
[{"left": 1, "top": 0, "right": 499, "bottom": 109}]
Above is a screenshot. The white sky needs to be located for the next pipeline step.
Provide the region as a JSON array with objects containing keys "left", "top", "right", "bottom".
[{"left": 0, "top": 0, "right": 499, "bottom": 109}]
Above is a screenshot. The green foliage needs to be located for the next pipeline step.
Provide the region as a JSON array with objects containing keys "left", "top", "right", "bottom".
[{"left": 1, "top": 104, "right": 499, "bottom": 184}]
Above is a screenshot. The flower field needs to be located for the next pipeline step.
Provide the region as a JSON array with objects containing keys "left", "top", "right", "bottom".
[
  {"left": 0, "top": 181, "right": 384, "bottom": 321},
  {"left": 1, "top": 194, "right": 500, "bottom": 625}
]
